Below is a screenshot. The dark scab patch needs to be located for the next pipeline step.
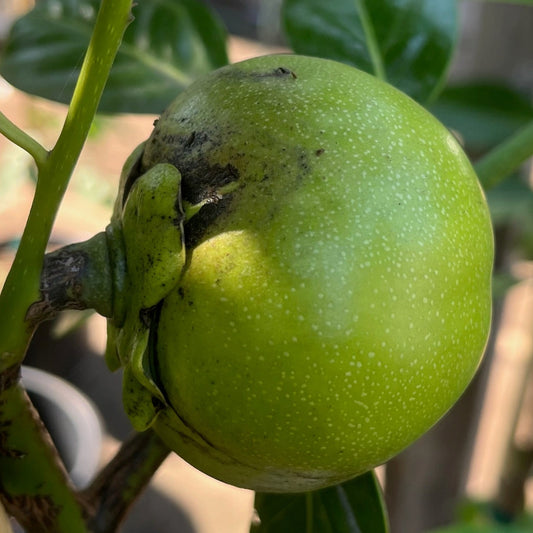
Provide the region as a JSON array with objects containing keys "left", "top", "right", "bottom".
[
  {"left": 219, "top": 65, "right": 297, "bottom": 83},
  {"left": 184, "top": 131, "right": 196, "bottom": 148},
  {"left": 315, "top": 148, "right": 325, "bottom": 156},
  {"left": 139, "top": 122, "right": 242, "bottom": 248},
  {"left": 184, "top": 130, "right": 209, "bottom": 150},
  {"left": 185, "top": 196, "right": 234, "bottom": 249},
  {"left": 274, "top": 66, "right": 297, "bottom": 79},
  {"left": 179, "top": 161, "right": 239, "bottom": 205}
]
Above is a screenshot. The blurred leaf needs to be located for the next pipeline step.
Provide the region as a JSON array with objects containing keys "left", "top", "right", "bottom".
[
  {"left": 0, "top": 0, "right": 228, "bottom": 114},
  {"left": 252, "top": 470, "right": 389, "bottom": 533},
  {"left": 485, "top": 175, "right": 533, "bottom": 227},
  {"left": 430, "top": 512, "right": 533, "bottom": 533},
  {"left": 486, "top": 175, "right": 533, "bottom": 260},
  {"left": 482, "top": 0, "right": 533, "bottom": 4},
  {"left": 429, "top": 83, "right": 533, "bottom": 154},
  {"left": 429, "top": 498, "right": 533, "bottom": 532},
  {"left": 281, "top": 0, "right": 457, "bottom": 103},
  {"left": 430, "top": 524, "right": 533, "bottom": 533}
]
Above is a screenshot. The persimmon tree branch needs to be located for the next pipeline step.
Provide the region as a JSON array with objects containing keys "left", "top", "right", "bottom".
[{"left": 83, "top": 430, "right": 171, "bottom": 533}]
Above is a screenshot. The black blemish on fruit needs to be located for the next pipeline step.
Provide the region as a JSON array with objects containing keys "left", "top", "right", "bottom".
[
  {"left": 185, "top": 199, "right": 233, "bottom": 249},
  {"left": 179, "top": 159, "right": 239, "bottom": 249},
  {"left": 184, "top": 131, "right": 196, "bottom": 148},
  {"left": 316, "top": 148, "right": 325, "bottom": 156},
  {"left": 176, "top": 286, "right": 194, "bottom": 306},
  {"left": 144, "top": 124, "right": 241, "bottom": 249},
  {"left": 274, "top": 67, "right": 297, "bottom": 79},
  {"left": 218, "top": 66, "right": 297, "bottom": 84},
  {"left": 182, "top": 161, "right": 239, "bottom": 204},
  {"left": 183, "top": 130, "right": 209, "bottom": 150}
]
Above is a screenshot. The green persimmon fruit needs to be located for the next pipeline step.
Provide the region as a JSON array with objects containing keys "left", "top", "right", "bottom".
[{"left": 121, "top": 54, "right": 494, "bottom": 492}]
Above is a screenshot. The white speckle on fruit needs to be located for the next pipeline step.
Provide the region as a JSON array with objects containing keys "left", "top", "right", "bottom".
[{"left": 148, "top": 54, "right": 494, "bottom": 492}]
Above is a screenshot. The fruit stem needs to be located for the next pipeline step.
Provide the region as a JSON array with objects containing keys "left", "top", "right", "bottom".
[
  {"left": 25, "top": 232, "right": 114, "bottom": 327},
  {"left": 475, "top": 119, "right": 533, "bottom": 189}
]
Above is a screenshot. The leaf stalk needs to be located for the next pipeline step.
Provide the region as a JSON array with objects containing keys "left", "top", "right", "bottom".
[
  {"left": 0, "top": 111, "right": 48, "bottom": 168},
  {"left": 475, "top": 119, "right": 533, "bottom": 190}
]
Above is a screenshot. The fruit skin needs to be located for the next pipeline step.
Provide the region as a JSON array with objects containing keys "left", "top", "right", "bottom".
[{"left": 125, "top": 54, "right": 493, "bottom": 492}]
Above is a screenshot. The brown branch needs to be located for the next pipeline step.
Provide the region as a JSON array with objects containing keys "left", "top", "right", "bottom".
[{"left": 83, "top": 430, "right": 171, "bottom": 533}]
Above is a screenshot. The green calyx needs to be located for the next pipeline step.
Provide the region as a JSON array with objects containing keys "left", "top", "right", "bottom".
[
  {"left": 105, "top": 158, "right": 186, "bottom": 430},
  {"left": 105, "top": 139, "right": 241, "bottom": 431}
]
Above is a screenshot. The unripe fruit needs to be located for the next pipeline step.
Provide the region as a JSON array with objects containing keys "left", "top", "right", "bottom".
[{"left": 120, "top": 54, "right": 493, "bottom": 492}]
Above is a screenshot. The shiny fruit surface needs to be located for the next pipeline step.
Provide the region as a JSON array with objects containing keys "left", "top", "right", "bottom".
[{"left": 135, "top": 54, "right": 493, "bottom": 492}]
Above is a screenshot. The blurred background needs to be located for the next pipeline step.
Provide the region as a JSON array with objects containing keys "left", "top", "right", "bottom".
[{"left": 0, "top": 1, "right": 532, "bottom": 532}]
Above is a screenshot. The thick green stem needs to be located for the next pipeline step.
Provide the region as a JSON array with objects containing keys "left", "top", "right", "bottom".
[
  {"left": 0, "top": 367, "right": 88, "bottom": 533},
  {"left": 475, "top": 119, "right": 533, "bottom": 190},
  {"left": 0, "top": 0, "right": 133, "bottom": 372}
]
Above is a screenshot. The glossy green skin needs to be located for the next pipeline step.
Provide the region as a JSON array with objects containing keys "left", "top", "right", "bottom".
[{"left": 121, "top": 55, "right": 493, "bottom": 492}]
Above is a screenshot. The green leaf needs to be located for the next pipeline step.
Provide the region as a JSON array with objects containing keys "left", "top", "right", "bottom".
[
  {"left": 281, "top": 0, "right": 457, "bottom": 103},
  {"left": 430, "top": 525, "right": 533, "bottom": 533},
  {"left": 0, "top": 0, "right": 228, "bottom": 114},
  {"left": 428, "top": 83, "right": 533, "bottom": 154},
  {"left": 485, "top": 175, "right": 533, "bottom": 227},
  {"left": 476, "top": 0, "right": 533, "bottom": 4},
  {"left": 485, "top": 175, "right": 533, "bottom": 261},
  {"left": 428, "top": 500, "right": 533, "bottom": 533},
  {"left": 252, "top": 471, "right": 389, "bottom": 533}
]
